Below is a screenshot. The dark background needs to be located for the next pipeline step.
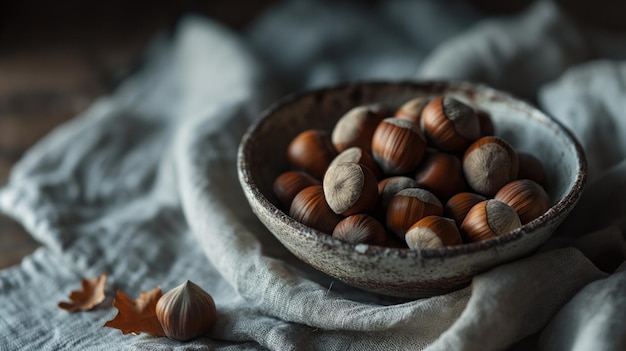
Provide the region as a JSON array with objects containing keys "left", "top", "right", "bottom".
[{"left": 0, "top": 0, "right": 623, "bottom": 267}]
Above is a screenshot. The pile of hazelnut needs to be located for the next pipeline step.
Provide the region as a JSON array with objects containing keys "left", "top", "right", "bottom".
[{"left": 273, "top": 96, "right": 551, "bottom": 250}]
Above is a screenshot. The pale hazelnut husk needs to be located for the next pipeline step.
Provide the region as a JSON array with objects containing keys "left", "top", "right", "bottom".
[
  {"left": 290, "top": 185, "right": 343, "bottom": 233},
  {"left": 323, "top": 162, "right": 379, "bottom": 216},
  {"left": 273, "top": 171, "right": 320, "bottom": 210},
  {"left": 156, "top": 280, "right": 217, "bottom": 342},
  {"left": 461, "top": 199, "right": 521, "bottom": 242},
  {"left": 394, "top": 97, "right": 430, "bottom": 128},
  {"left": 517, "top": 152, "right": 546, "bottom": 186},
  {"left": 494, "top": 179, "right": 550, "bottom": 224},
  {"left": 463, "top": 136, "right": 519, "bottom": 196},
  {"left": 287, "top": 129, "right": 337, "bottom": 179},
  {"left": 414, "top": 149, "right": 465, "bottom": 202},
  {"left": 332, "top": 214, "right": 388, "bottom": 245},
  {"left": 371, "top": 118, "right": 427, "bottom": 175},
  {"left": 444, "top": 192, "right": 487, "bottom": 226},
  {"left": 386, "top": 188, "right": 443, "bottom": 238},
  {"left": 405, "top": 216, "right": 462, "bottom": 250},
  {"left": 331, "top": 105, "right": 385, "bottom": 153},
  {"left": 420, "top": 96, "right": 480, "bottom": 153},
  {"left": 329, "top": 147, "right": 382, "bottom": 180}
]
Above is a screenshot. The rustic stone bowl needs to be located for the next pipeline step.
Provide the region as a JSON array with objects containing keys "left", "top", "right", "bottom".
[{"left": 237, "top": 81, "right": 586, "bottom": 299}]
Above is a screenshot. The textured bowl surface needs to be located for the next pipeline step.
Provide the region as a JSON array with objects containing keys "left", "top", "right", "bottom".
[{"left": 237, "top": 81, "right": 587, "bottom": 298}]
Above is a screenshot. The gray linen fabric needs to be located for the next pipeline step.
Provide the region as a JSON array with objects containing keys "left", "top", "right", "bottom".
[{"left": 1, "top": 1, "right": 626, "bottom": 350}]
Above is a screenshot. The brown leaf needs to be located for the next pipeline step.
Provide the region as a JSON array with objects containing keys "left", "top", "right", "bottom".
[
  {"left": 58, "top": 272, "right": 108, "bottom": 312},
  {"left": 103, "top": 286, "right": 165, "bottom": 337}
]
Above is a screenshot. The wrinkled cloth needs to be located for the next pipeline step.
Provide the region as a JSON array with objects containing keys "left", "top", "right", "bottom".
[{"left": 2, "top": 0, "right": 626, "bottom": 350}]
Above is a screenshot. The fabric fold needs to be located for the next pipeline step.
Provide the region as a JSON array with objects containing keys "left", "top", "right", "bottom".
[
  {"left": 418, "top": 1, "right": 626, "bottom": 100},
  {"left": 1, "top": 1, "right": 626, "bottom": 350},
  {"left": 539, "top": 263, "right": 626, "bottom": 351}
]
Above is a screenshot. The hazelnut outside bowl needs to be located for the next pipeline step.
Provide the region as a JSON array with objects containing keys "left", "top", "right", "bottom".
[{"left": 237, "top": 81, "right": 587, "bottom": 299}]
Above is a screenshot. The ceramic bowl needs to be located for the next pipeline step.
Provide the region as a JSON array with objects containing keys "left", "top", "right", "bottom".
[{"left": 237, "top": 81, "right": 586, "bottom": 298}]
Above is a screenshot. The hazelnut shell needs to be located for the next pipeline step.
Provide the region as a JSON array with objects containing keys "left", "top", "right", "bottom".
[
  {"left": 405, "top": 215, "right": 462, "bottom": 250},
  {"left": 460, "top": 199, "right": 521, "bottom": 242},
  {"left": 273, "top": 171, "right": 320, "bottom": 210},
  {"left": 386, "top": 188, "right": 443, "bottom": 238},
  {"left": 371, "top": 118, "right": 427, "bottom": 175},
  {"left": 331, "top": 105, "right": 384, "bottom": 153},
  {"left": 290, "top": 185, "right": 343, "bottom": 233},
  {"left": 445, "top": 192, "right": 487, "bottom": 226},
  {"left": 420, "top": 96, "right": 480, "bottom": 153},
  {"left": 332, "top": 214, "right": 388, "bottom": 245},
  {"left": 414, "top": 150, "right": 465, "bottom": 202},
  {"left": 329, "top": 147, "right": 382, "bottom": 180},
  {"left": 463, "top": 136, "right": 519, "bottom": 196},
  {"left": 323, "top": 162, "right": 379, "bottom": 216},
  {"left": 394, "top": 97, "right": 430, "bottom": 127},
  {"left": 476, "top": 109, "right": 495, "bottom": 137},
  {"left": 287, "top": 129, "right": 337, "bottom": 179},
  {"left": 494, "top": 179, "right": 550, "bottom": 224},
  {"left": 156, "top": 280, "right": 216, "bottom": 341}
]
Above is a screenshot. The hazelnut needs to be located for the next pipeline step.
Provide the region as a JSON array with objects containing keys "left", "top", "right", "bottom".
[
  {"left": 371, "top": 118, "right": 427, "bottom": 175},
  {"left": 332, "top": 214, "right": 388, "bottom": 245},
  {"left": 287, "top": 129, "right": 337, "bottom": 179},
  {"left": 386, "top": 188, "right": 443, "bottom": 238},
  {"left": 273, "top": 171, "right": 320, "bottom": 210},
  {"left": 156, "top": 280, "right": 216, "bottom": 341},
  {"left": 329, "top": 147, "right": 382, "bottom": 180},
  {"left": 331, "top": 105, "right": 384, "bottom": 153},
  {"left": 414, "top": 149, "right": 465, "bottom": 202},
  {"left": 444, "top": 192, "right": 487, "bottom": 226},
  {"left": 494, "top": 179, "right": 550, "bottom": 224},
  {"left": 461, "top": 199, "right": 521, "bottom": 242},
  {"left": 405, "top": 216, "right": 462, "bottom": 250},
  {"left": 377, "top": 176, "right": 417, "bottom": 208},
  {"left": 371, "top": 176, "right": 417, "bottom": 222},
  {"left": 323, "top": 162, "right": 379, "bottom": 216},
  {"left": 290, "top": 185, "right": 343, "bottom": 233},
  {"left": 394, "top": 97, "right": 430, "bottom": 127},
  {"left": 420, "top": 96, "right": 480, "bottom": 153},
  {"left": 476, "top": 109, "right": 495, "bottom": 137},
  {"left": 517, "top": 152, "right": 546, "bottom": 186},
  {"left": 463, "top": 136, "right": 519, "bottom": 196}
]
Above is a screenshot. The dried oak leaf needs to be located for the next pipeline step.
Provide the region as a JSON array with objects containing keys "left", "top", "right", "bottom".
[
  {"left": 104, "top": 286, "right": 165, "bottom": 337},
  {"left": 58, "top": 272, "right": 108, "bottom": 312}
]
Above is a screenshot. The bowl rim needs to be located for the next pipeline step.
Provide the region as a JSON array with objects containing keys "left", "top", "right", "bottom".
[{"left": 237, "top": 80, "right": 587, "bottom": 259}]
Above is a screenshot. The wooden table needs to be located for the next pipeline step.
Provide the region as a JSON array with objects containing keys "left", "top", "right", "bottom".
[{"left": 0, "top": 0, "right": 281, "bottom": 269}]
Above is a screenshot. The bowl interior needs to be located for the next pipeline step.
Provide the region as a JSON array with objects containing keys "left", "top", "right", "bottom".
[{"left": 244, "top": 81, "right": 582, "bottom": 220}]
